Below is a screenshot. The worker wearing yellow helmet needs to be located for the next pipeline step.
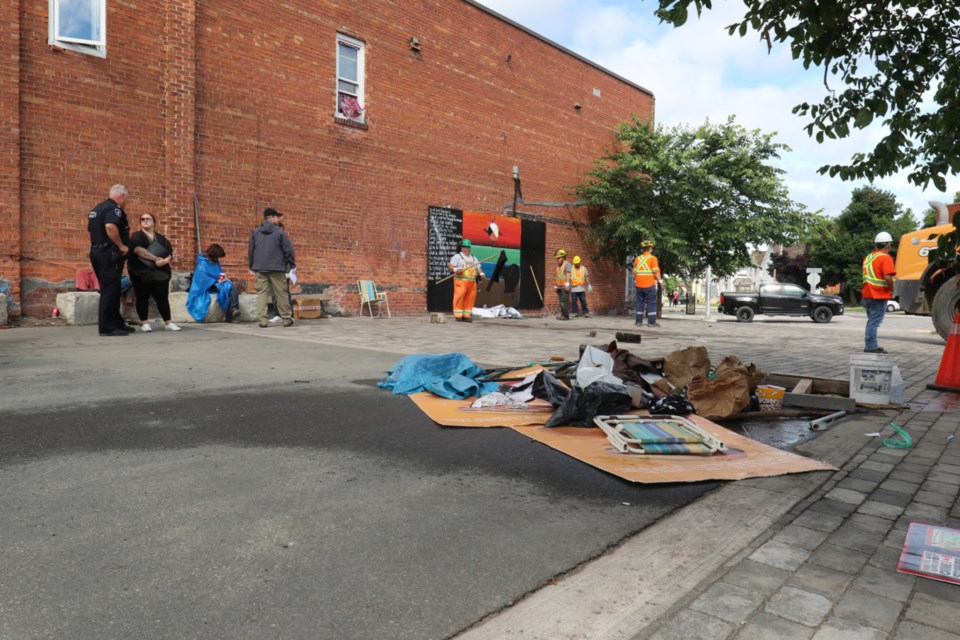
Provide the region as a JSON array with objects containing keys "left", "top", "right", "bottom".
[
  {"left": 554, "top": 249, "right": 572, "bottom": 320},
  {"left": 632, "top": 240, "right": 662, "bottom": 327},
  {"left": 570, "top": 256, "right": 592, "bottom": 318},
  {"left": 449, "top": 239, "right": 484, "bottom": 322}
]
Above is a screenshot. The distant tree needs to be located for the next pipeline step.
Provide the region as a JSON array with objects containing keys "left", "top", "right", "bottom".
[
  {"left": 576, "top": 116, "right": 810, "bottom": 285},
  {"left": 663, "top": 274, "right": 682, "bottom": 294},
  {"left": 655, "top": 0, "right": 960, "bottom": 193},
  {"left": 809, "top": 186, "right": 917, "bottom": 302},
  {"left": 768, "top": 249, "right": 812, "bottom": 289}
]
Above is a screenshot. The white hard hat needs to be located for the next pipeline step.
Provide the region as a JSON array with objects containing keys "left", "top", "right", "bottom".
[{"left": 874, "top": 231, "right": 893, "bottom": 243}]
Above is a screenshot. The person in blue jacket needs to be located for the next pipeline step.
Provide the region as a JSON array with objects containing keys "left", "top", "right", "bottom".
[{"left": 186, "top": 244, "right": 240, "bottom": 322}]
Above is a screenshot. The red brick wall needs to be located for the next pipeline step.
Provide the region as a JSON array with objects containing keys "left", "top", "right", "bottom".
[
  {"left": 0, "top": 1, "right": 21, "bottom": 313},
  {"left": 9, "top": 0, "right": 653, "bottom": 317}
]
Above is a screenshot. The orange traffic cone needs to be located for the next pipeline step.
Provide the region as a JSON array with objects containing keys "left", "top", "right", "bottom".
[{"left": 928, "top": 313, "right": 960, "bottom": 393}]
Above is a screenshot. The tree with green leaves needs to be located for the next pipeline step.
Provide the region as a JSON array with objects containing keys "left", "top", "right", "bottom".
[
  {"left": 808, "top": 186, "right": 917, "bottom": 302},
  {"left": 576, "top": 116, "right": 809, "bottom": 284},
  {"left": 655, "top": 0, "right": 960, "bottom": 193}
]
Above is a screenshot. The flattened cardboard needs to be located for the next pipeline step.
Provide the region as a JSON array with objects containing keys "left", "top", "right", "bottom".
[
  {"left": 410, "top": 391, "right": 553, "bottom": 428},
  {"left": 409, "top": 393, "right": 835, "bottom": 483},
  {"left": 513, "top": 417, "right": 834, "bottom": 483}
]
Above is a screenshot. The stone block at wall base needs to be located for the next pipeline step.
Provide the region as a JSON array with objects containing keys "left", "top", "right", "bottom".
[
  {"left": 56, "top": 292, "right": 101, "bottom": 326},
  {"left": 167, "top": 292, "right": 225, "bottom": 324},
  {"left": 239, "top": 293, "right": 258, "bottom": 322},
  {"left": 0, "top": 296, "right": 7, "bottom": 326}
]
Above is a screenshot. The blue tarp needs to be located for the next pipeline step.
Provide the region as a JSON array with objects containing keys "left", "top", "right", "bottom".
[
  {"left": 186, "top": 254, "right": 234, "bottom": 322},
  {"left": 378, "top": 353, "right": 499, "bottom": 400}
]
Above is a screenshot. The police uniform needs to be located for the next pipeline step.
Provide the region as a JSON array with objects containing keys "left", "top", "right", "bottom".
[{"left": 88, "top": 198, "right": 130, "bottom": 334}]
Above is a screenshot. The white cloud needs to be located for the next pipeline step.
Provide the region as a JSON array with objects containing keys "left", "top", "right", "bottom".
[{"left": 473, "top": 0, "right": 954, "bottom": 218}]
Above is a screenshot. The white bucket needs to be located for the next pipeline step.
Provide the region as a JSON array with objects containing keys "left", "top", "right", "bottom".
[{"left": 849, "top": 353, "right": 894, "bottom": 404}]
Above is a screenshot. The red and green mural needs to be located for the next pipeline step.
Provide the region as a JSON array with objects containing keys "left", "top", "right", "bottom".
[{"left": 427, "top": 207, "right": 545, "bottom": 313}]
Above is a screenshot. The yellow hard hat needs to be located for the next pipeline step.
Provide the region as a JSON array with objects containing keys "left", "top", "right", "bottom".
[
  {"left": 573, "top": 256, "right": 581, "bottom": 264},
  {"left": 641, "top": 240, "right": 654, "bottom": 248},
  {"left": 555, "top": 249, "right": 566, "bottom": 258}
]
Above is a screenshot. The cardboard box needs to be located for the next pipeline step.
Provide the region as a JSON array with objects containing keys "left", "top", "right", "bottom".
[{"left": 293, "top": 295, "right": 324, "bottom": 320}]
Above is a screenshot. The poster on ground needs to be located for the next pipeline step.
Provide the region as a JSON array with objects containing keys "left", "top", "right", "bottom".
[{"left": 897, "top": 522, "right": 960, "bottom": 585}]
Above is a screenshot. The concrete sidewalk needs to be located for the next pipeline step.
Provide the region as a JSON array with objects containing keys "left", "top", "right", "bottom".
[{"left": 2, "top": 311, "right": 957, "bottom": 639}]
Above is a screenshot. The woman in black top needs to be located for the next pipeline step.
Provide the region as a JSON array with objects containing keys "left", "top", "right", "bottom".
[{"left": 129, "top": 213, "right": 180, "bottom": 332}]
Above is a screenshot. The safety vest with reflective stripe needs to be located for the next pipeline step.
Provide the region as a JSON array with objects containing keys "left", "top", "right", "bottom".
[
  {"left": 556, "top": 262, "right": 571, "bottom": 287},
  {"left": 454, "top": 254, "right": 479, "bottom": 280},
  {"left": 862, "top": 251, "right": 889, "bottom": 288},
  {"left": 571, "top": 266, "right": 586, "bottom": 287},
  {"left": 634, "top": 254, "right": 654, "bottom": 277}
]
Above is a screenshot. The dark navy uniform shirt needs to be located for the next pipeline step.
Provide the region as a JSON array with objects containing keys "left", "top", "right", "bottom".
[{"left": 88, "top": 198, "right": 130, "bottom": 246}]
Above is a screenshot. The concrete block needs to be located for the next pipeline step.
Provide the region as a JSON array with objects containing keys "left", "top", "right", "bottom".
[
  {"left": 648, "top": 609, "right": 733, "bottom": 640},
  {"left": 766, "top": 586, "right": 833, "bottom": 627},
  {"left": 813, "top": 617, "right": 886, "bottom": 640},
  {"left": 689, "top": 582, "right": 763, "bottom": 624},
  {"left": 832, "top": 588, "right": 902, "bottom": 632},
  {"left": 737, "top": 613, "right": 815, "bottom": 640},
  {"left": 749, "top": 539, "right": 811, "bottom": 571},
  {"left": 239, "top": 293, "right": 258, "bottom": 322},
  {"left": 56, "top": 292, "right": 100, "bottom": 326},
  {"left": 430, "top": 312, "right": 446, "bottom": 324},
  {"left": 167, "top": 292, "right": 224, "bottom": 324},
  {"left": 0, "top": 295, "right": 6, "bottom": 325}
]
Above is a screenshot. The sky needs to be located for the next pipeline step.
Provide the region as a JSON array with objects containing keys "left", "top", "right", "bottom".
[{"left": 473, "top": 0, "right": 955, "bottom": 221}]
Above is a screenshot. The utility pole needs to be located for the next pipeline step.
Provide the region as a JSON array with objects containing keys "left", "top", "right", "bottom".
[{"left": 705, "top": 266, "right": 712, "bottom": 320}]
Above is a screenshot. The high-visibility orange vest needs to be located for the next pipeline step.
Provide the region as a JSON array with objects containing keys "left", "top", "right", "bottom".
[
  {"left": 862, "top": 251, "right": 888, "bottom": 288},
  {"left": 633, "top": 253, "right": 658, "bottom": 287},
  {"left": 556, "top": 261, "right": 571, "bottom": 287},
  {"left": 571, "top": 266, "right": 586, "bottom": 287}
]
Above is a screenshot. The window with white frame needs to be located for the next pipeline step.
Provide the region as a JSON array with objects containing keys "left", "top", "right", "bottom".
[
  {"left": 49, "top": 0, "right": 107, "bottom": 57},
  {"left": 336, "top": 34, "right": 365, "bottom": 121}
]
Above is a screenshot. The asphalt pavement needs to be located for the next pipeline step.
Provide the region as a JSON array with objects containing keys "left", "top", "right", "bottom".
[{"left": 1, "top": 307, "right": 957, "bottom": 639}]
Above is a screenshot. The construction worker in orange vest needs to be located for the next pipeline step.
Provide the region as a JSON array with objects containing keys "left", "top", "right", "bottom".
[
  {"left": 632, "top": 240, "right": 663, "bottom": 327},
  {"left": 570, "top": 256, "right": 592, "bottom": 318},
  {"left": 861, "top": 231, "right": 896, "bottom": 353},
  {"left": 554, "top": 249, "right": 572, "bottom": 320},
  {"left": 449, "top": 239, "right": 484, "bottom": 322}
]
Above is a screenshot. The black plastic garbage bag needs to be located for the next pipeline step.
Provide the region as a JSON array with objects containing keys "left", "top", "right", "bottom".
[
  {"left": 545, "top": 381, "right": 633, "bottom": 428},
  {"left": 648, "top": 386, "right": 695, "bottom": 415},
  {"left": 530, "top": 370, "right": 570, "bottom": 406}
]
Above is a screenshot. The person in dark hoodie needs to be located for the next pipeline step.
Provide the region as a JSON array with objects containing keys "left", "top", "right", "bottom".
[{"left": 248, "top": 207, "right": 296, "bottom": 328}]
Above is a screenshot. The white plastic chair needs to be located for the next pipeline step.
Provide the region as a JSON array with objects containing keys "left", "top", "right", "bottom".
[{"left": 358, "top": 280, "right": 390, "bottom": 318}]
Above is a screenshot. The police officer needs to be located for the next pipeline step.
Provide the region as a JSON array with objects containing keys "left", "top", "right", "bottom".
[{"left": 88, "top": 184, "right": 133, "bottom": 336}]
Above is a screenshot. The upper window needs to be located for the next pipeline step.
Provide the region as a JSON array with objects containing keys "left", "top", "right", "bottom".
[
  {"left": 336, "top": 34, "right": 365, "bottom": 122},
  {"left": 49, "top": 0, "right": 107, "bottom": 57}
]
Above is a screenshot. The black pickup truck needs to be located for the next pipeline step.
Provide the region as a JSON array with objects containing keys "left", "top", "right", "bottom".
[{"left": 718, "top": 283, "right": 845, "bottom": 323}]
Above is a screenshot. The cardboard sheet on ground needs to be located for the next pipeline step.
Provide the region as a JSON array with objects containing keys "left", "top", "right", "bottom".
[
  {"left": 410, "top": 392, "right": 554, "bottom": 427},
  {"left": 409, "top": 392, "right": 834, "bottom": 483}
]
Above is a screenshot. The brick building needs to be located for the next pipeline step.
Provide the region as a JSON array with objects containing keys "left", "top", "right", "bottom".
[{"left": 1, "top": 0, "right": 654, "bottom": 318}]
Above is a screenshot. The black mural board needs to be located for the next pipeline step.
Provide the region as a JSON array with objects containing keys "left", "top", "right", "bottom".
[
  {"left": 519, "top": 218, "right": 545, "bottom": 309},
  {"left": 427, "top": 207, "right": 462, "bottom": 312}
]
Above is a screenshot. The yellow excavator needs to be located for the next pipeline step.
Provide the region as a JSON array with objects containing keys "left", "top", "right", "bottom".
[{"left": 893, "top": 201, "right": 960, "bottom": 340}]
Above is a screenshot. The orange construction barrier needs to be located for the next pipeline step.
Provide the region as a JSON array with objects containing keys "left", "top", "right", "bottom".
[{"left": 928, "top": 312, "right": 960, "bottom": 394}]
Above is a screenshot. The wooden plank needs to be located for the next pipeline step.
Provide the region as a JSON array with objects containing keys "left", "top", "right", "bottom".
[
  {"left": 782, "top": 392, "right": 856, "bottom": 412},
  {"left": 765, "top": 372, "right": 849, "bottom": 396},
  {"left": 791, "top": 378, "right": 814, "bottom": 395}
]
